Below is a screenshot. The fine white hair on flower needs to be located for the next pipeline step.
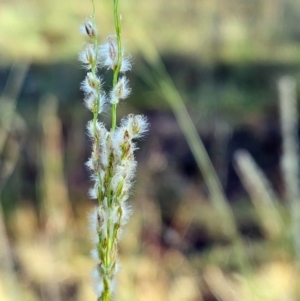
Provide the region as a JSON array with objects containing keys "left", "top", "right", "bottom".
[
  {"left": 80, "top": 72, "right": 101, "bottom": 95},
  {"left": 86, "top": 120, "right": 108, "bottom": 143},
  {"left": 110, "top": 205, "right": 120, "bottom": 225},
  {"left": 98, "top": 92, "right": 108, "bottom": 114},
  {"left": 98, "top": 35, "right": 131, "bottom": 72},
  {"left": 92, "top": 268, "right": 104, "bottom": 297},
  {"left": 99, "top": 133, "right": 113, "bottom": 168},
  {"left": 119, "top": 203, "right": 132, "bottom": 231},
  {"left": 124, "top": 159, "right": 137, "bottom": 182},
  {"left": 102, "top": 134, "right": 114, "bottom": 165},
  {"left": 99, "top": 148, "right": 109, "bottom": 170},
  {"left": 78, "top": 44, "right": 97, "bottom": 70},
  {"left": 81, "top": 74, "right": 109, "bottom": 114},
  {"left": 89, "top": 206, "right": 106, "bottom": 237},
  {"left": 88, "top": 187, "right": 97, "bottom": 199},
  {"left": 120, "top": 56, "right": 132, "bottom": 73},
  {"left": 112, "top": 125, "right": 127, "bottom": 149},
  {"left": 92, "top": 267, "right": 101, "bottom": 281},
  {"left": 110, "top": 278, "right": 117, "bottom": 295},
  {"left": 89, "top": 174, "right": 101, "bottom": 185},
  {"left": 114, "top": 263, "right": 121, "bottom": 275},
  {"left": 96, "top": 121, "right": 108, "bottom": 139},
  {"left": 83, "top": 92, "right": 96, "bottom": 112},
  {"left": 113, "top": 128, "right": 138, "bottom": 157},
  {"left": 86, "top": 120, "right": 94, "bottom": 138},
  {"left": 88, "top": 208, "right": 99, "bottom": 244},
  {"left": 85, "top": 157, "right": 94, "bottom": 171},
  {"left": 80, "top": 17, "right": 97, "bottom": 38},
  {"left": 110, "top": 168, "right": 125, "bottom": 194},
  {"left": 118, "top": 192, "right": 129, "bottom": 204},
  {"left": 121, "top": 114, "right": 149, "bottom": 139},
  {"left": 90, "top": 248, "right": 99, "bottom": 261},
  {"left": 88, "top": 207, "right": 98, "bottom": 233},
  {"left": 110, "top": 76, "right": 131, "bottom": 105},
  {"left": 110, "top": 162, "right": 137, "bottom": 205},
  {"left": 116, "top": 205, "right": 132, "bottom": 241},
  {"left": 84, "top": 92, "right": 108, "bottom": 114},
  {"left": 114, "top": 159, "right": 136, "bottom": 183},
  {"left": 99, "top": 208, "right": 110, "bottom": 238},
  {"left": 98, "top": 35, "right": 117, "bottom": 70}
]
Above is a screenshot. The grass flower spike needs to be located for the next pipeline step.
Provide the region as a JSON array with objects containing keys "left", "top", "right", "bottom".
[
  {"left": 79, "top": 0, "right": 148, "bottom": 300},
  {"left": 98, "top": 35, "right": 132, "bottom": 72},
  {"left": 110, "top": 76, "right": 131, "bottom": 104}
]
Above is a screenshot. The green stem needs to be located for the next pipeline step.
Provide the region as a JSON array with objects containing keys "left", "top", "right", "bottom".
[
  {"left": 91, "top": 0, "right": 95, "bottom": 16},
  {"left": 101, "top": 287, "right": 110, "bottom": 301},
  {"left": 111, "top": 0, "right": 123, "bottom": 131},
  {"left": 113, "top": 0, "right": 122, "bottom": 78}
]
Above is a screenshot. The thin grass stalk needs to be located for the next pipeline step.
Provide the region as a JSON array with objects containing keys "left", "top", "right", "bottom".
[
  {"left": 156, "top": 74, "right": 249, "bottom": 272},
  {"left": 0, "top": 62, "right": 28, "bottom": 300},
  {"left": 234, "top": 150, "right": 284, "bottom": 239},
  {"left": 131, "top": 28, "right": 235, "bottom": 234},
  {"left": 158, "top": 77, "right": 235, "bottom": 234},
  {"left": 0, "top": 62, "right": 29, "bottom": 152},
  {"left": 204, "top": 266, "right": 241, "bottom": 301},
  {"left": 38, "top": 94, "right": 72, "bottom": 239},
  {"left": 129, "top": 28, "right": 248, "bottom": 271},
  {"left": 0, "top": 63, "right": 28, "bottom": 301},
  {"left": 278, "top": 76, "right": 300, "bottom": 261},
  {"left": 111, "top": 0, "right": 122, "bottom": 131},
  {"left": 0, "top": 199, "right": 22, "bottom": 301}
]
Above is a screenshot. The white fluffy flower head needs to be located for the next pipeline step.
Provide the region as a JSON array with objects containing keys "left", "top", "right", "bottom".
[
  {"left": 80, "top": 17, "right": 97, "bottom": 39},
  {"left": 98, "top": 35, "right": 131, "bottom": 72},
  {"left": 121, "top": 114, "right": 149, "bottom": 139},
  {"left": 110, "top": 77, "right": 131, "bottom": 104},
  {"left": 79, "top": 44, "right": 97, "bottom": 70}
]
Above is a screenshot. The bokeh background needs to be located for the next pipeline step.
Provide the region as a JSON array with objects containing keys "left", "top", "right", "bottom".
[{"left": 1, "top": 0, "right": 300, "bottom": 300}]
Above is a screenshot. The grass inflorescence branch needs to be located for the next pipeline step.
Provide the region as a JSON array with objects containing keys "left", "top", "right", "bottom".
[{"left": 78, "top": 0, "right": 148, "bottom": 300}]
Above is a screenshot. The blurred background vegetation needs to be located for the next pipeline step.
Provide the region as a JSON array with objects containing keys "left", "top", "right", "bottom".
[{"left": 1, "top": 0, "right": 300, "bottom": 300}]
